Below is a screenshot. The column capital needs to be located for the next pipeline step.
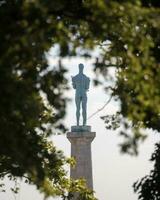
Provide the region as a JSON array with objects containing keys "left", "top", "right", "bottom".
[{"left": 67, "top": 132, "right": 96, "bottom": 143}]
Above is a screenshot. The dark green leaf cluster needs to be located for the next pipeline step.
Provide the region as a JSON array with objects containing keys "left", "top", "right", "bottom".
[
  {"left": 101, "top": 112, "right": 121, "bottom": 130},
  {"left": 134, "top": 143, "right": 160, "bottom": 200},
  {"left": 0, "top": 0, "right": 76, "bottom": 196},
  {"left": 92, "top": 0, "right": 160, "bottom": 152},
  {"left": 0, "top": 0, "right": 99, "bottom": 198}
]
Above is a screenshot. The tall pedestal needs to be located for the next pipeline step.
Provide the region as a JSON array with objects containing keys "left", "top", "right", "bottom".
[{"left": 67, "top": 126, "right": 96, "bottom": 190}]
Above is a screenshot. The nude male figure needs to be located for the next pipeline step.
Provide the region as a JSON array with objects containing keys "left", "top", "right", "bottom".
[{"left": 72, "top": 63, "right": 90, "bottom": 126}]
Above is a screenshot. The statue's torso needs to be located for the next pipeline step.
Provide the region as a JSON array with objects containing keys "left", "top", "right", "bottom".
[{"left": 72, "top": 74, "right": 90, "bottom": 97}]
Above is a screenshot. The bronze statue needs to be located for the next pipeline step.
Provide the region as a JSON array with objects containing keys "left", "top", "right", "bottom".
[{"left": 72, "top": 63, "right": 90, "bottom": 126}]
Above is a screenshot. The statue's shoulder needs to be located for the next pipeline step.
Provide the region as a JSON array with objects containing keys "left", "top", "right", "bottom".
[
  {"left": 72, "top": 74, "right": 90, "bottom": 82},
  {"left": 83, "top": 74, "right": 90, "bottom": 81},
  {"left": 72, "top": 74, "right": 78, "bottom": 80}
]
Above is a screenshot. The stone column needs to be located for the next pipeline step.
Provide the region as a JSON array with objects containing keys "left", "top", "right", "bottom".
[{"left": 67, "top": 126, "right": 96, "bottom": 190}]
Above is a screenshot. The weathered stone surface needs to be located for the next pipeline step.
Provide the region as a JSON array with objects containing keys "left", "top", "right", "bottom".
[{"left": 67, "top": 131, "right": 95, "bottom": 190}]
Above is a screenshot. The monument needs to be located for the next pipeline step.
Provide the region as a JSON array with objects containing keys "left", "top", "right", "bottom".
[
  {"left": 72, "top": 63, "right": 90, "bottom": 126},
  {"left": 67, "top": 63, "right": 96, "bottom": 195}
]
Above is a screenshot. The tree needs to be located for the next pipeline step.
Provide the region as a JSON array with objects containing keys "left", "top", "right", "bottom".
[
  {"left": 134, "top": 143, "right": 160, "bottom": 200},
  {"left": 87, "top": 1, "right": 160, "bottom": 199},
  {"left": 0, "top": 0, "right": 97, "bottom": 199},
  {"left": 0, "top": 0, "right": 160, "bottom": 199}
]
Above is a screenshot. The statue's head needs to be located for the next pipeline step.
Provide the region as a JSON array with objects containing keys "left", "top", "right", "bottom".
[{"left": 78, "top": 63, "right": 84, "bottom": 73}]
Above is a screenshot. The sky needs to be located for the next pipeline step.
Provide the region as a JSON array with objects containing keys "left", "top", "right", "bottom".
[{"left": 1, "top": 52, "right": 160, "bottom": 200}]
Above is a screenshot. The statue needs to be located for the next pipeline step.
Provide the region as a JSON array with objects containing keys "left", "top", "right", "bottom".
[{"left": 72, "top": 63, "right": 90, "bottom": 126}]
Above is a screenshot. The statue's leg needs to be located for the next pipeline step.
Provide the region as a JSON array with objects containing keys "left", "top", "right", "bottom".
[
  {"left": 82, "top": 95, "right": 87, "bottom": 126},
  {"left": 76, "top": 96, "right": 81, "bottom": 126}
]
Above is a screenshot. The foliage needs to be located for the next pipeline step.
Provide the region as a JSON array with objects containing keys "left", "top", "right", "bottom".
[
  {"left": 101, "top": 112, "right": 121, "bottom": 131},
  {"left": 0, "top": 0, "right": 96, "bottom": 198},
  {"left": 90, "top": 0, "right": 160, "bottom": 153},
  {"left": 134, "top": 143, "right": 160, "bottom": 200},
  {"left": 0, "top": 0, "right": 160, "bottom": 199}
]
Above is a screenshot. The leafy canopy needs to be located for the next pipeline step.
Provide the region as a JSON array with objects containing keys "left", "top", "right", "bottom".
[{"left": 0, "top": 0, "right": 160, "bottom": 199}]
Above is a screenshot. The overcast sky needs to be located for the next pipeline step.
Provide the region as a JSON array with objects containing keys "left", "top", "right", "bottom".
[{"left": 1, "top": 51, "right": 160, "bottom": 200}]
